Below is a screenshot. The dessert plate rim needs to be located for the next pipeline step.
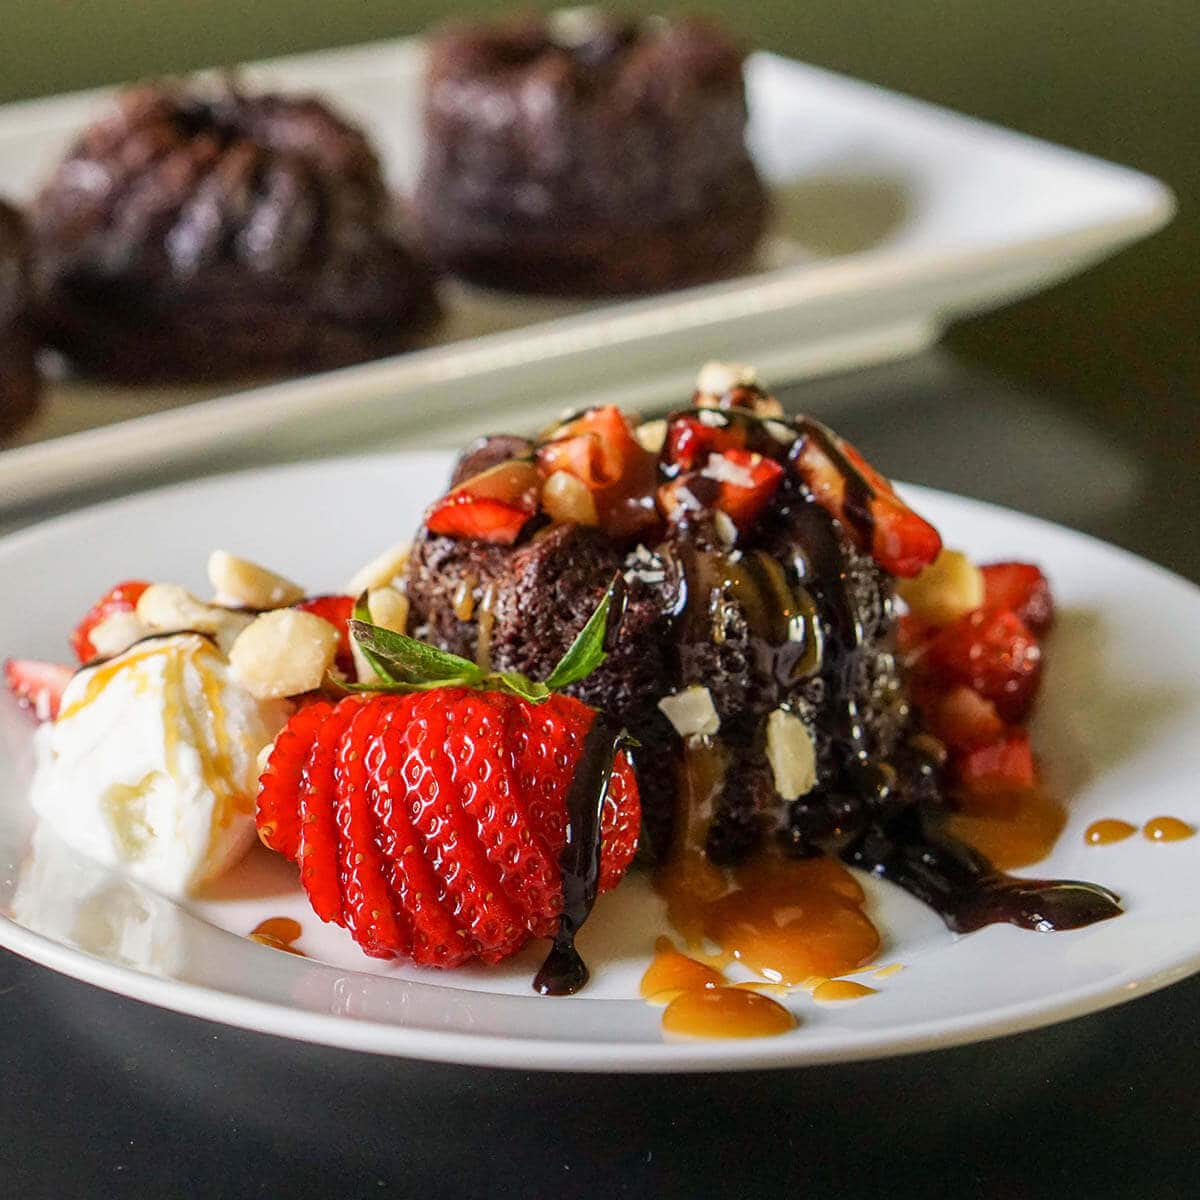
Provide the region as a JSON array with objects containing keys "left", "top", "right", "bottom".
[{"left": 1, "top": 452, "right": 1198, "bottom": 1073}]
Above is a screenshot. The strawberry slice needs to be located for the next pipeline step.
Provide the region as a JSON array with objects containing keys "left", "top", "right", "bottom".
[
  {"left": 916, "top": 606, "right": 1042, "bottom": 723},
  {"left": 536, "top": 405, "right": 657, "bottom": 538},
  {"left": 4, "top": 659, "right": 74, "bottom": 721},
  {"left": 791, "top": 430, "right": 941, "bottom": 578},
  {"left": 70, "top": 580, "right": 150, "bottom": 662},
  {"left": 426, "top": 459, "right": 541, "bottom": 545},
  {"left": 296, "top": 699, "right": 360, "bottom": 924},
  {"left": 335, "top": 701, "right": 410, "bottom": 959},
  {"left": 295, "top": 594, "right": 355, "bottom": 676},
  {"left": 981, "top": 562, "right": 1054, "bottom": 634},
  {"left": 257, "top": 698, "right": 335, "bottom": 860}
]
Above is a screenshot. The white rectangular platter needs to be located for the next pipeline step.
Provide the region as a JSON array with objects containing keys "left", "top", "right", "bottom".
[{"left": 0, "top": 35, "right": 1174, "bottom": 511}]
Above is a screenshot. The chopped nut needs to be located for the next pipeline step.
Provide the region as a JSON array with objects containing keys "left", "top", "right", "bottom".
[
  {"left": 658, "top": 686, "right": 721, "bottom": 739},
  {"left": 366, "top": 586, "right": 409, "bottom": 634},
  {"left": 88, "top": 610, "right": 150, "bottom": 658},
  {"left": 897, "top": 549, "right": 984, "bottom": 626},
  {"left": 541, "top": 470, "right": 599, "bottom": 526},
  {"left": 135, "top": 583, "right": 251, "bottom": 653},
  {"left": 696, "top": 361, "right": 757, "bottom": 397},
  {"left": 766, "top": 708, "right": 817, "bottom": 800},
  {"left": 229, "top": 610, "right": 339, "bottom": 700},
  {"left": 344, "top": 539, "right": 412, "bottom": 595},
  {"left": 634, "top": 418, "right": 668, "bottom": 454},
  {"left": 138, "top": 584, "right": 229, "bottom": 634},
  {"left": 207, "top": 550, "right": 304, "bottom": 610},
  {"left": 712, "top": 510, "right": 738, "bottom": 549}
]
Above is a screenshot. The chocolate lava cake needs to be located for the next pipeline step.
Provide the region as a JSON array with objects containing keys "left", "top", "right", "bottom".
[
  {"left": 403, "top": 364, "right": 1124, "bottom": 936},
  {"left": 30, "top": 84, "right": 439, "bottom": 383},
  {"left": 0, "top": 201, "right": 41, "bottom": 435},
  {"left": 415, "top": 13, "right": 769, "bottom": 295},
  {"left": 405, "top": 364, "right": 929, "bottom": 866}
]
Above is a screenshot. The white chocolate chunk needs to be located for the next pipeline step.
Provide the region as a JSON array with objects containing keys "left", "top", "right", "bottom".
[
  {"left": 658, "top": 686, "right": 721, "bottom": 739},
  {"left": 766, "top": 708, "right": 817, "bottom": 800},
  {"left": 207, "top": 550, "right": 304, "bottom": 610},
  {"left": 897, "top": 549, "right": 984, "bottom": 627},
  {"left": 229, "top": 610, "right": 339, "bottom": 700},
  {"left": 344, "top": 539, "right": 413, "bottom": 595}
]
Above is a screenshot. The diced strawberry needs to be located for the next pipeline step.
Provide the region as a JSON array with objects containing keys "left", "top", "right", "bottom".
[
  {"left": 916, "top": 606, "right": 1042, "bottom": 723},
  {"left": 536, "top": 406, "right": 657, "bottom": 538},
  {"left": 924, "top": 686, "right": 1006, "bottom": 751},
  {"left": 70, "top": 579, "right": 150, "bottom": 662},
  {"left": 295, "top": 594, "right": 355, "bottom": 676},
  {"left": 792, "top": 431, "right": 941, "bottom": 578},
  {"left": 981, "top": 562, "right": 1054, "bottom": 634},
  {"left": 953, "top": 731, "right": 1037, "bottom": 811},
  {"left": 4, "top": 658, "right": 74, "bottom": 721},
  {"left": 869, "top": 491, "right": 944, "bottom": 578},
  {"left": 426, "top": 459, "right": 541, "bottom": 545},
  {"left": 897, "top": 613, "right": 933, "bottom": 656},
  {"left": 663, "top": 414, "right": 747, "bottom": 471},
  {"left": 705, "top": 448, "right": 785, "bottom": 531}
]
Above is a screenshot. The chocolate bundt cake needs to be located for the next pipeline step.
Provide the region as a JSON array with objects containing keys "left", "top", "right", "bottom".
[
  {"left": 30, "top": 85, "right": 439, "bottom": 383},
  {"left": 402, "top": 364, "right": 1123, "bottom": 938},
  {"left": 0, "top": 202, "right": 41, "bottom": 436},
  {"left": 415, "top": 13, "right": 769, "bottom": 295}
]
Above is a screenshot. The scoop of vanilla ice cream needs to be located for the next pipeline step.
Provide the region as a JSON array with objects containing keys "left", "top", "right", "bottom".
[{"left": 30, "top": 633, "right": 291, "bottom": 898}]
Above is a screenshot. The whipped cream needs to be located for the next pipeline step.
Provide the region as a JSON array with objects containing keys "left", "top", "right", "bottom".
[{"left": 30, "top": 633, "right": 291, "bottom": 898}]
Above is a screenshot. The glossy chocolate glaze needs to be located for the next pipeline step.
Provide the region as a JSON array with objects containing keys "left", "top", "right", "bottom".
[
  {"left": 844, "top": 807, "right": 1122, "bottom": 932},
  {"left": 656, "top": 408, "right": 1121, "bottom": 936},
  {"left": 534, "top": 715, "right": 629, "bottom": 996}
]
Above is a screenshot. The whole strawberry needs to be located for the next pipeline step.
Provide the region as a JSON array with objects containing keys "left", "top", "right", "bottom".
[{"left": 256, "top": 584, "right": 639, "bottom": 990}]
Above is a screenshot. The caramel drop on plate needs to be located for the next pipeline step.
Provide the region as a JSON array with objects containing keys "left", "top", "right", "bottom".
[
  {"left": 640, "top": 937, "right": 724, "bottom": 1002},
  {"left": 1084, "top": 819, "right": 1137, "bottom": 846},
  {"left": 1143, "top": 816, "right": 1195, "bottom": 843},
  {"left": 812, "top": 979, "right": 878, "bottom": 1003},
  {"left": 658, "top": 853, "right": 880, "bottom": 986},
  {"left": 662, "top": 986, "right": 798, "bottom": 1039},
  {"left": 249, "top": 916, "right": 304, "bottom": 955}
]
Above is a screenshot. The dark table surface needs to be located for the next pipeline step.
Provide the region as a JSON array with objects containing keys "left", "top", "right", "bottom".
[{"left": 3, "top": 3, "right": 1200, "bottom": 1198}]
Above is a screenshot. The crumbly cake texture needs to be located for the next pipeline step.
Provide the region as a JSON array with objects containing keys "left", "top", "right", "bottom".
[
  {"left": 415, "top": 14, "right": 769, "bottom": 295},
  {"left": 0, "top": 202, "right": 41, "bottom": 436},
  {"left": 29, "top": 85, "right": 440, "bottom": 383}
]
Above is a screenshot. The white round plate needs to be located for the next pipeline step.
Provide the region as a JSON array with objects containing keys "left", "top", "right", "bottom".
[{"left": 1, "top": 453, "right": 1198, "bottom": 1072}]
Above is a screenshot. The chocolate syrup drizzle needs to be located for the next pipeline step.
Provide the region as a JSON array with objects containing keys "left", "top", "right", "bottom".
[
  {"left": 520, "top": 403, "right": 1120, "bottom": 995},
  {"left": 533, "top": 715, "right": 630, "bottom": 996},
  {"left": 655, "top": 408, "right": 1122, "bottom": 936}
]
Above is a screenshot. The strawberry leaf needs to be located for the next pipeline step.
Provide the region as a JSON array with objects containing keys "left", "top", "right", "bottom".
[
  {"left": 544, "top": 575, "right": 622, "bottom": 691},
  {"left": 492, "top": 672, "right": 551, "bottom": 704},
  {"left": 349, "top": 620, "right": 485, "bottom": 686}
]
